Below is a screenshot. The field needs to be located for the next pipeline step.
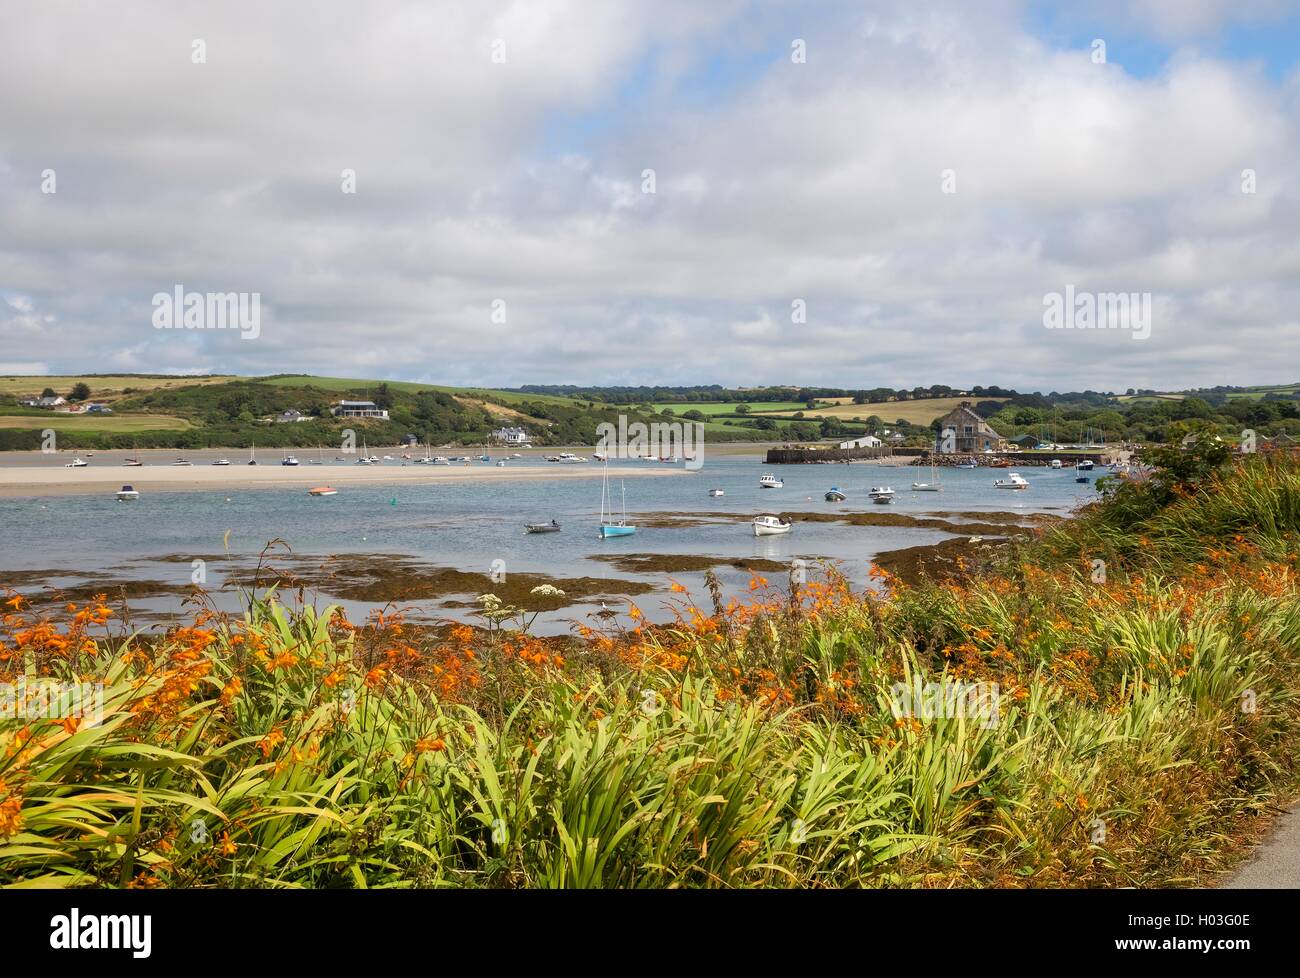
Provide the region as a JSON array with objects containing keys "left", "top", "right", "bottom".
[
  {"left": 651, "top": 401, "right": 817, "bottom": 416},
  {"left": 0, "top": 375, "right": 237, "bottom": 398},
  {"left": 2, "top": 450, "right": 1297, "bottom": 888},
  {"left": 763, "top": 396, "right": 1010, "bottom": 426},
  {"left": 262, "top": 375, "right": 583, "bottom": 410},
  {"left": 0, "top": 414, "right": 191, "bottom": 432}
]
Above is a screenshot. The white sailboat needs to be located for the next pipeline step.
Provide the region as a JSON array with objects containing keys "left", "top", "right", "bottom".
[{"left": 912, "top": 460, "right": 942, "bottom": 492}]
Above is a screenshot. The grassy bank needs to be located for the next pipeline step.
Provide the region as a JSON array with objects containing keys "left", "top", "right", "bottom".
[{"left": 2, "top": 454, "right": 1298, "bottom": 888}]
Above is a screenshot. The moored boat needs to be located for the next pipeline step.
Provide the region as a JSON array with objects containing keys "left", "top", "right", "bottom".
[
  {"left": 824, "top": 487, "right": 846, "bottom": 501},
  {"left": 708, "top": 488, "right": 725, "bottom": 497},
  {"left": 868, "top": 486, "right": 895, "bottom": 503},
  {"left": 598, "top": 462, "right": 636, "bottom": 538},
  {"left": 752, "top": 514, "right": 792, "bottom": 536},
  {"left": 308, "top": 486, "right": 337, "bottom": 496},
  {"left": 65, "top": 457, "right": 88, "bottom": 468},
  {"left": 526, "top": 520, "right": 561, "bottom": 533},
  {"left": 759, "top": 473, "right": 784, "bottom": 488},
  {"left": 115, "top": 484, "right": 139, "bottom": 501},
  {"left": 994, "top": 472, "right": 1029, "bottom": 489}
]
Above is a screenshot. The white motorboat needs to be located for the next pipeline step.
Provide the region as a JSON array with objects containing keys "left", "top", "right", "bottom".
[
  {"left": 994, "top": 472, "right": 1030, "bottom": 489},
  {"left": 282, "top": 455, "right": 300, "bottom": 467},
  {"left": 172, "top": 458, "right": 192, "bottom": 466},
  {"left": 868, "top": 486, "right": 895, "bottom": 503},
  {"left": 123, "top": 458, "right": 143, "bottom": 467},
  {"left": 308, "top": 486, "right": 337, "bottom": 496},
  {"left": 824, "top": 488, "right": 846, "bottom": 501},
  {"left": 708, "top": 488, "right": 725, "bottom": 497},
  {"left": 115, "top": 484, "right": 139, "bottom": 501},
  {"left": 65, "top": 457, "right": 88, "bottom": 468},
  {"left": 1077, "top": 459, "right": 1095, "bottom": 471},
  {"left": 752, "top": 514, "right": 792, "bottom": 536},
  {"left": 1049, "top": 459, "right": 1063, "bottom": 469},
  {"left": 759, "top": 473, "right": 784, "bottom": 488},
  {"left": 212, "top": 458, "right": 230, "bottom": 466}
]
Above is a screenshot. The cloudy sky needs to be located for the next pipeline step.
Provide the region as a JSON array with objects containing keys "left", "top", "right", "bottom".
[{"left": 2, "top": 0, "right": 1299, "bottom": 393}]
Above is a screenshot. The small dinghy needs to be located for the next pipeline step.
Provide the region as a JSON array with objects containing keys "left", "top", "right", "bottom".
[
  {"left": 708, "top": 488, "right": 725, "bottom": 497},
  {"left": 308, "top": 486, "right": 337, "bottom": 496},
  {"left": 116, "top": 484, "right": 139, "bottom": 501},
  {"left": 752, "top": 514, "right": 792, "bottom": 536},
  {"left": 526, "top": 520, "right": 561, "bottom": 534},
  {"left": 824, "top": 488, "right": 846, "bottom": 501}
]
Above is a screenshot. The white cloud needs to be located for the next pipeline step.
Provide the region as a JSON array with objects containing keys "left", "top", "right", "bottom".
[{"left": 0, "top": 0, "right": 1297, "bottom": 392}]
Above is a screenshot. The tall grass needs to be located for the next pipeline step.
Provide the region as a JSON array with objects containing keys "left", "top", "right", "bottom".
[{"left": 2, "top": 454, "right": 1298, "bottom": 888}]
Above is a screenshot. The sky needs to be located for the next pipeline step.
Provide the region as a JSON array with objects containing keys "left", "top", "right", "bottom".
[{"left": 2, "top": 0, "right": 1299, "bottom": 394}]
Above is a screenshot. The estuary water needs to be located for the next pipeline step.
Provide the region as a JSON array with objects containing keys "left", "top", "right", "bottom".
[{"left": 0, "top": 454, "right": 1097, "bottom": 632}]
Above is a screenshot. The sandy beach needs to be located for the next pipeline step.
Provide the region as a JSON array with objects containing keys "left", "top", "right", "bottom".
[{"left": 0, "top": 459, "right": 690, "bottom": 497}]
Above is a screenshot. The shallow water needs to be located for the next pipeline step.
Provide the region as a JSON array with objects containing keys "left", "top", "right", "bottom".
[{"left": 0, "top": 455, "right": 1097, "bottom": 632}]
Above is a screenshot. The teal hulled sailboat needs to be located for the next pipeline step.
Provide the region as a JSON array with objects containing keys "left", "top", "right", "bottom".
[{"left": 598, "top": 462, "right": 636, "bottom": 539}]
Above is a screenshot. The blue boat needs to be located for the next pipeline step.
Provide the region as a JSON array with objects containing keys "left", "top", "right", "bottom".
[{"left": 598, "top": 462, "right": 636, "bottom": 539}]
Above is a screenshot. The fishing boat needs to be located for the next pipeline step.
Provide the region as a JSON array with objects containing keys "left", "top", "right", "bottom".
[
  {"left": 868, "top": 486, "right": 895, "bottom": 503},
  {"left": 1049, "top": 459, "right": 1063, "bottom": 469},
  {"left": 751, "top": 514, "right": 792, "bottom": 536},
  {"left": 115, "top": 484, "right": 139, "bottom": 501},
  {"left": 989, "top": 458, "right": 1011, "bottom": 468},
  {"left": 308, "top": 486, "right": 337, "bottom": 497},
  {"left": 281, "top": 454, "right": 300, "bottom": 466},
  {"left": 526, "top": 520, "right": 561, "bottom": 534},
  {"left": 65, "top": 457, "right": 88, "bottom": 467},
  {"left": 759, "top": 473, "right": 784, "bottom": 488},
  {"left": 212, "top": 458, "right": 231, "bottom": 466},
  {"left": 1076, "top": 459, "right": 1095, "bottom": 471},
  {"left": 708, "top": 488, "right": 725, "bottom": 497},
  {"left": 598, "top": 463, "right": 636, "bottom": 539},
  {"left": 824, "top": 487, "right": 846, "bottom": 501},
  {"left": 994, "top": 472, "right": 1029, "bottom": 490}
]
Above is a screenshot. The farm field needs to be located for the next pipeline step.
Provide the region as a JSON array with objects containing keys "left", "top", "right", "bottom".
[
  {"left": 0, "top": 414, "right": 191, "bottom": 432},
  {"left": 760, "top": 396, "right": 1010, "bottom": 426},
  {"left": 650, "top": 401, "right": 817, "bottom": 416},
  {"left": 0, "top": 375, "right": 237, "bottom": 398}
]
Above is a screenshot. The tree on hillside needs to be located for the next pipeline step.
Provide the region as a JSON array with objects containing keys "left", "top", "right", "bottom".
[
  {"left": 68, "top": 382, "right": 91, "bottom": 402},
  {"left": 42, "top": 387, "right": 57, "bottom": 398}
]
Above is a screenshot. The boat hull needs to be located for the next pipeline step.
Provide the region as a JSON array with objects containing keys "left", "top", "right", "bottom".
[
  {"left": 752, "top": 523, "right": 791, "bottom": 536},
  {"left": 598, "top": 525, "right": 636, "bottom": 539}
]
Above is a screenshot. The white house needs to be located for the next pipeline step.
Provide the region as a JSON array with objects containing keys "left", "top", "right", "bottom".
[
  {"left": 492, "top": 426, "right": 532, "bottom": 446},
  {"left": 275, "top": 409, "right": 310, "bottom": 423},
  {"left": 22, "top": 395, "right": 67, "bottom": 409},
  {"left": 838, "top": 435, "right": 882, "bottom": 449},
  {"left": 330, "top": 400, "right": 389, "bottom": 420}
]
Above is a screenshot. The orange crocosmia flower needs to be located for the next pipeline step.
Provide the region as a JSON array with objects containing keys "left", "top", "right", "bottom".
[
  {"left": 257, "top": 729, "right": 285, "bottom": 758},
  {"left": 669, "top": 582, "right": 688, "bottom": 593}
]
